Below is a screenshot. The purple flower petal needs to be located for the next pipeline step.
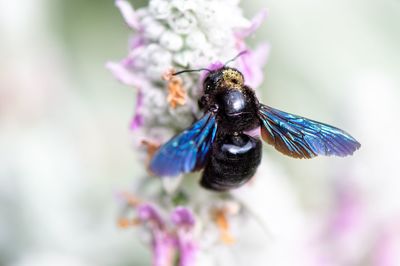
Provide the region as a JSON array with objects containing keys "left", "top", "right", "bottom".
[
  {"left": 232, "top": 9, "right": 269, "bottom": 89},
  {"left": 251, "top": 43, "right": 270, "bottom": 69},
  {"left": 372, "top": 225, "right": 400, "bottom": 266},
  {"left": 206, "top": 61, "right": 225, "bottom": 72},
  {"left": 199, "top": 61, "right": 224, "bottom": 83},
  {"left": 136, "top": 204, "right": 177, "bottom": 266},
  {"left": 177, "top": 233, "right": 197, "bottom": 266},
  {"left": 152, "top": 229, "right": 175, "bottom": 266},
  {"left": 137, "top": 203, "right": 165, "bottom": 229},
  {"left": 329, "top": 183, "right": 362, "bottom": 235},
  {"left": 115, "top": 0, "right": 140, "bottom": 30},
  {"left": 106, "top": 61, "right": 145, "bottom": 88},
  {"left": 171, "top": 207, "right": 197, "bottom": 266},
  {"left": 171, "top": 207, "right": 195, "bottom": 228},
  {"left": 129, "top": 35, "right": 145, "bottom": 50},
  {"left": 236, "top": 43, "right": 270, "bottom": 88},
  {"left": 130, "top": 89, "right": 144, "bottom": 130},
  {"left": 235, "top": 9, "right": 268, "bottom": 39}
]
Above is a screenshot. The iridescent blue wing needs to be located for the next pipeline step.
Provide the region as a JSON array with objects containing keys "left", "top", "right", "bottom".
[
  {"left": 258, "top": 104, "right": 360, "bottom": 159},
  {"left": 150, "top": 112, "right": 218, "bottom": 176}
]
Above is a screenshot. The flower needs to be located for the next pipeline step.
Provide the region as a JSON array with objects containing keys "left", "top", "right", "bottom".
[
  {"left": 137, "top": 204, "right": 176, "bottom": 266},
  {"left": 118, "top": 200, "right": 198, "bottom": 266},
  {"left": 136, "top": 203, "right": 197, "bottom": 266},
  {"left": 107, "top": 0, "right": 268, "bottom": 134},
  {"left": 108, "top": 0, "right": 270, "bottom": 265}
]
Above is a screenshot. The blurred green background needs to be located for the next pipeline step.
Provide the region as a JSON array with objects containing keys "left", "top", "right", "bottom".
[{"left": 1, "top": 0, "right": 399, "bottom": 265}]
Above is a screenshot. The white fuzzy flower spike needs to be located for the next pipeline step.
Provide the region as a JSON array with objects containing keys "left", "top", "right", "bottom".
[{"left": 108, "top": 0, "right": 271, "bottom": 265}]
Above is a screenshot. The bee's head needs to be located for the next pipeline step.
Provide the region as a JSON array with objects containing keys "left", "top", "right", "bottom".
[{"left": 203, "top": 67, "right": 244, "bottom": 93}]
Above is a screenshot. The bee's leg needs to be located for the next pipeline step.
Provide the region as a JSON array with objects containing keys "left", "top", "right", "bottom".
[
  {"left": 190, "top": 95, "right": 209, "bottom": 120},
  {"left": 198, "top": 95, "right": 210, "bottom": 110},
  {"left": 197, "top": 98, "right": 204, "bottom": 109}
]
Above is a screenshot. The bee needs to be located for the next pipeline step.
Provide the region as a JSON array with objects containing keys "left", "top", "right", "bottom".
[{"left": 150, "top": 58, "right": 361, "bottom": 191}]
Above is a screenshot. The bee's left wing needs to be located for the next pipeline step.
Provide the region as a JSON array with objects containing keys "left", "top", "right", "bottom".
[
  {"left": 258, "top": 104, "right": 360, "bottom": 159},
  {"left": 150, "top": 112, "right": 218, "bottom": 177}
]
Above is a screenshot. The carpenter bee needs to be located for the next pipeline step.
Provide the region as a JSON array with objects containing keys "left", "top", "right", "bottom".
[{"left": 150, "top": 60, "right": 360, "bottom": 191}]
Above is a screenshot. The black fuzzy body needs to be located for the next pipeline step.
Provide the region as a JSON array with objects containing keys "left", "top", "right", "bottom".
[
  {"left": 200, "top": 133, "right": 262, "bottom": 191},
  {"left": 199, "top": 67, "right": 262, "bottom": 190}
]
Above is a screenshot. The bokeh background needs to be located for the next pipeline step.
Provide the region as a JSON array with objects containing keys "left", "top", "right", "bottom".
[{"left": 1, "top": 0, "right": 399, "bottom": 265}]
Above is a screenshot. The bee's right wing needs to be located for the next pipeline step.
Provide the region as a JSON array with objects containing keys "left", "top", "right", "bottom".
[
  {"left": 258, "top": 104, "right": 360, "bottom": 159},
  {"left": 150, "top": 112, "right": 218, "bottom": 177}
]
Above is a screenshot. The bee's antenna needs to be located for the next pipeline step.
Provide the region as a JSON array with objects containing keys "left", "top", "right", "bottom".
[
  {"left": 224, "top": 50, "right": 249, "bottom": 66},
  {"left": 173, "top": 68, "right": 211, "bottom": 76}
]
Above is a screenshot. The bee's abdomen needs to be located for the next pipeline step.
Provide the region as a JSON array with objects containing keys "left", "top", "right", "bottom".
[{"left": 200, "top": 134, "right": 262, "bottom": 191}]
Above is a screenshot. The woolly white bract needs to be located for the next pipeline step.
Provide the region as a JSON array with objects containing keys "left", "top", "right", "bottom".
[{"left": 108, "top": 1, "right": 271, "bottom": 265}]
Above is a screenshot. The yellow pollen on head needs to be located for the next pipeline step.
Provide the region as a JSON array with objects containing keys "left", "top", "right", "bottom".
[{"left": 222, "top": 69, "right": 244, "bottom": 89}]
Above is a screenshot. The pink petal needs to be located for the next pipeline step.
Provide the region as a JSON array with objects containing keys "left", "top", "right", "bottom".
[
  {"left": 106, "top": 61, "right": 144, "bottom": 87},
  {"left": 235, "top": 9, "right": 268, "bottom": 39},
  {"left": 130, "top": 89, "right": 144, "bottom": 130},
  {"left": 171, "top": 207, "right": 197, "bottom": 266},
  {"left": 252, "top": 43, "right": 270, "bottom": 69},
  {"left": 329, "top": 183, "right": 362, "bottom": 235},
  {"left": 236, "top": 43, "right": 270, "bottom": 88},
  {"left": 199, "top": 61, "right": 224, "bottom": 83},
  {"left": 129, "top": 35, "right": 145, "bottom": 50},
  {"left": 136, "top": 204, "right": 176, "bottom": 266},
  {"left": 171, "top": 207, "right": 195, "bottom": 228},
  {"left": 372, "top": 224, "right": 400, "bottom": 266},
  {"left": 152, "top": 230, "right": 175, "bottom": 266},
  {"left": 115, "top": 0, "right": 140, "bottom": 30},
  {"left": 177, "top": 234, "right": 197, "bottom": 266},
  {"left": 206, "top": 61, "right": 225, "bottom": 72},
  {"left": 137, "top": 203, "right": 165, "bottom": 229}
]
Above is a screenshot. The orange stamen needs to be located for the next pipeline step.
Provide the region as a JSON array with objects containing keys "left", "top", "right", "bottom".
[
  {"left": 117, "top": 217, "right": 141, "bottom": 228},
  {"left": 163, "top": 69, "right": 187, "bottom": 109},
  {"left": 119, "top": 191, "right": 142, "bottom": 207},
  {"left": 141, "top": 139, "right": 160, "bottom": 162},
  {"left": 214, "top": 210, "right": 235, "bottom": 245}
]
